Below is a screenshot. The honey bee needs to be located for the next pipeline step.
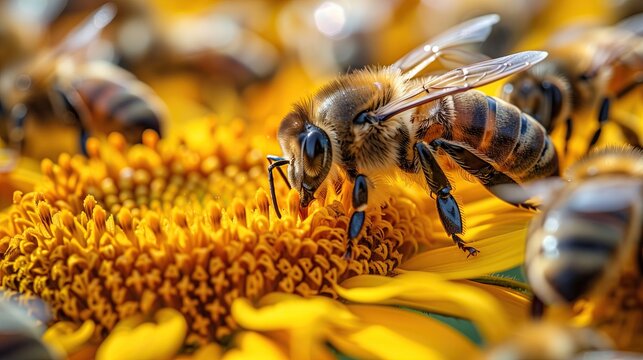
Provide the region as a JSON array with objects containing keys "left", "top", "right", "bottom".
[
  {"left": 523, "top": 147, "right": 642, "bottom": 348},
  {"left": 268, "top": 15, "right": 558, "bottom": 257},
  {"left": 0, "top": 3, "right": 167, "bottom": 163},
  {"left": 501, "top": 14, "right": 643, "bottom": 156}
]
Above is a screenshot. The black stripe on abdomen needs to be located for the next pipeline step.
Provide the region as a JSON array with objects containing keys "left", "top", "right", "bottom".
[
  {"left": 542, "top": 228, "right": 620, "bottom": 302},
  {"left": 484, "top": 96, "right": 520, "bottom": 163},
  {"left": 555, "top": 236, "right": 619, "bottom": 254},
  {"left": 449, "top": 91, "right": 488, "bottom": 148},
  {"left": 545, "top": 263, "right": 603, "bottom": 302}
]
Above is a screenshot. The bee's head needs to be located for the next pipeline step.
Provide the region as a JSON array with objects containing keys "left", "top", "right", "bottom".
[
  {"left": 277, "top": 110, "right": 333, "bottom": 208},
  {"left": 501, "top": 64, "right": 570, "bottom": 132}
]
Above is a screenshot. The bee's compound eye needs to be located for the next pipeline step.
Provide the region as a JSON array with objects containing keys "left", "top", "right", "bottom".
[
  {"left": 299, "top": 125, "right": 332, "bottom": 189},
  {"left": 15, "top": 74, "right": 31, "bottom": 92},
  {"left": 302, "top": 129, "right": 329, "bottom": 166},
  {"left": 519, "top": 82, "right": 534, "bottom": 96}
]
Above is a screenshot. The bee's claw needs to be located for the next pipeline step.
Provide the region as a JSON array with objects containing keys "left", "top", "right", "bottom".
[
  {"left": 453, "top": 234, "right": 479, "bottom": 258},
  {"left": 465, "top": 247, "right": 480, "bottom": 258},
  {"left": 520, "top": 202, "right": 540, "bottom": 211}
]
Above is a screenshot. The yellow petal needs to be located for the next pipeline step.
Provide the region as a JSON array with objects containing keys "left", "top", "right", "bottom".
[
  {"left": 340, "top": 325, "right": 446, "bottom": 360},
  {"left": 459, "top": 280, "right": 531, "bottom": 324},
  {"left": 232, "top": 296, "right": 357, "bottom": 329},
  {"left": 42, "top": 320, "right": 95, "bottom": 357},
  {"left": 95, "top": 308, "right": 187, "bottom": 360},
  {"left": 400, "top": 214, "right": 530, "bottom": 278},
  {"left": 235, "top": 294, "right": 479, "bottom": 360},
  {"left": 338, "top": 272, "right": 511, "bottom": 344},
  {"left": 339, "top": 304, "right": 480, "bottom": 360},
  {"left": 232, "top": 297, "right": 354, "bottom": 360},
  {"left": 222, "top": 332, "right": 288, "bottom": 360}
]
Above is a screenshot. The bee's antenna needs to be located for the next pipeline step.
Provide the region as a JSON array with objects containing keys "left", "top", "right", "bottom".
[
  {"left": 267, "top": 155, "right": 290, "bottom": 188},
  {"left": 267, "top": 155, "right": 291, "bottom": 219}
]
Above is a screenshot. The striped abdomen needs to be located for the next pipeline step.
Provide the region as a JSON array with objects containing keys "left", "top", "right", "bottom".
[
  {"left": 443, "top": 90, "right": 559, "bottom": 181},
  {"left": 525, "top": 179, "right": 641, "bottom": 304},
  {"left": 66, "top": 73, "right": 165, "bottom": 144}
]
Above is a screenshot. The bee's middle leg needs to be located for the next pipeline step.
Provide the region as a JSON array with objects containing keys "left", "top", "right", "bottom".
[
  {"left": 415, "top": 141, "right": 479, "bottom": 257},
  {"left": 348, "top": 174, "right": 368, "bottom": 240},
  {"left": 431, "top": 139, "right": 537, "bottom": 211},
  {"left": 588, "top": 75, "right": 643, "bottom": 151},
  {"left": 588, "top": 97, "right": 610, "bottom": 149},
  {"left": 345, "top": 174, "right": 369, "bottom": 259},
  {"left": 563, "top": 117, "right": 573, "bottom": 156}
]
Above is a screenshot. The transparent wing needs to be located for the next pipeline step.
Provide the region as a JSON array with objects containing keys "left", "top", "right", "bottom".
[
  {"left": 24, "top": 3, "right": 116, "bottom": 78},
  {"left": 48, "top": 3, "right": 117, "bottom": 59},
  {"left": 546, "top": 22, "right": 596, "bottom": 48},
  {"left": 375, "top": 51, "right": 548, "bottom": 120},
  {"left": 616, "top": 12, "right": 643, "bottom": 35},
  {"left": 391, "top": 14, "right": 499, "bottom": 78},
  {"left": 585, "top": 33, "right": 642, "bottom": 77},
  {"left": 551, "top": 14, "right": 643, "bottom": 78}
]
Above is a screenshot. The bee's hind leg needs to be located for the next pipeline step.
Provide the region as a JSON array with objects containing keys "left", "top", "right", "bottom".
[
  {"left": 416, "top": 141, "right": 479, "bottom": 257},
  {"left": 431, "top": 139, "right": 538, "bottom": 211}
]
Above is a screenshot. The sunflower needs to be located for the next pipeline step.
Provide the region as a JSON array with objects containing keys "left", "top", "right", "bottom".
[
  {"left": 0, "top": 116, "right": 537, "bottom": 359},
  {"left": 2, "top": 0, "right": 641, "bottom": 358}
]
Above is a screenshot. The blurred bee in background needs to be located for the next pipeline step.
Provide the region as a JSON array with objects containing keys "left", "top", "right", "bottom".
[
  {"left": 52, "top": 0, "right": 280, "bottom": 89},
  {"left": 156, "top": 1, "right": 280, "bottom": 87},
  {"left": 501, "top": 14, "right": 643, "bottom": 159},
  {"left": 0, "top": 4, "right": 167, "bottom": 164},
  {"left": 268, "top": 15, "right": 557, "bottom": 257},
  {"left": 0, "top": 293, "right": 57, "bottom": 360},
  {"left": 522, "top": 147, "right": 642, "bottom": 350},
  {"left": 0, "top": 0, "right": 67, "bottom": 71}
]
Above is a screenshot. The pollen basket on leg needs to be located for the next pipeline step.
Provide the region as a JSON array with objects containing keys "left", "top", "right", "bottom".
[{"left": 0, "top": 126, "right": 433, "bottom": 345}]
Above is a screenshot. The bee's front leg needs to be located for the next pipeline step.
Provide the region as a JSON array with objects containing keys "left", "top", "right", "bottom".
[
  {"left": 415, "top": 141, "right": 479, "bottom": 257},
  {"left": 344, "top": 174, "right": 368, "bottom": 260},
  {"left": 348, "top": 174, "right": 368, "bottom": 240}
]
